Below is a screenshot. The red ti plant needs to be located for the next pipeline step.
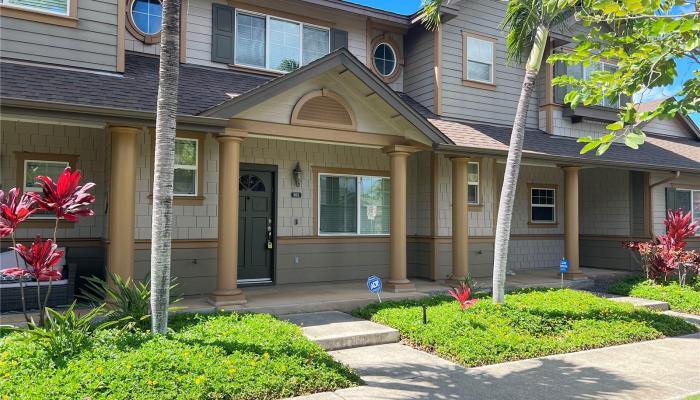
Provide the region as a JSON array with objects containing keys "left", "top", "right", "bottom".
[
  {"left": 1, "top": 167, "right": 95, "bottom": 325},
  {"left": 448, "top": 281, "right": 479, "bottom": 311},
  {"left": 624, "top": 209, "right": 699, "bottom": 285},
  {"left": 1, "top": 188, "right": 38, "bottom": 320}
]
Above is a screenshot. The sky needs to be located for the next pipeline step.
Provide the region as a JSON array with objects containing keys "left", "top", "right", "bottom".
[{"left": 348, "top": 0, "right": 699, "bottom": 126}]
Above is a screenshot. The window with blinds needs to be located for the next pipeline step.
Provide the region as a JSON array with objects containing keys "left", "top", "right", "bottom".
[{"left": 318, "top": 174, "right": 390, "bottom": 235}]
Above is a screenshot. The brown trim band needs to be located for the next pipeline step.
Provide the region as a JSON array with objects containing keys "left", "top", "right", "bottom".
[{"left": 0, "top": 3, "right": 78, "bottom": 27}]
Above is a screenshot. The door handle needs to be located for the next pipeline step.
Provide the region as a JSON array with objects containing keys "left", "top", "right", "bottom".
[{"left": 266, "top": 219, "right": 273, "bottom": 249}]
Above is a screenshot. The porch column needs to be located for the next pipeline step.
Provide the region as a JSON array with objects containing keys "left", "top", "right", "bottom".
[
  {"left": 208, "top": 130, "right": 247, "bottom": 306},
  {"left": 108, "top": 126, "right": 140, "bottom": 280},
  {"left": 563, "top": 166, "right": 585, "bottom": 279},
  {"left": 450, "top": 157, "right": 470, "bottom": 283},
  {"left": 383, "top": 145, "right": 418, "bottom": 292}
]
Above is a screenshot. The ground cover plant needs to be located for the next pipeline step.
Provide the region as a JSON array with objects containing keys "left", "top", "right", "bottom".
[
  {"left": 353, "top": 289, "right": 695, "bottom": 367},
  {"left": 0, "top": 312, "right": 360, "bottom": 400},
  {"left": 609, "top": 277, "right": 700, "bottom": 315}
]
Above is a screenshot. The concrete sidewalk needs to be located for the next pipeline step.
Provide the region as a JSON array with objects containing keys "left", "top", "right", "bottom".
[{"left": 292, "top": 333, "right": 700, "bottom": 400}]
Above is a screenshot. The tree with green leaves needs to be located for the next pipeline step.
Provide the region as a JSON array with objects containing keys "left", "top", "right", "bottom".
[
  {"left": 550, "top": 0, "right": 699, "bottom": 155},
  {"left": 422, "top": 0, "right": 576, "bottom": 304}
]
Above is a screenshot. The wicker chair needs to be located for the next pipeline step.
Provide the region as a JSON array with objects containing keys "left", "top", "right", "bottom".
[{"left": 0, "top": 263, "right": 77, "bottom": 313}]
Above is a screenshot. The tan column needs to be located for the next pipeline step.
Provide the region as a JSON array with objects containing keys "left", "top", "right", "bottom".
[
  {"left": 208, "top": 130, "right": 247, "bottom": 306},
  {"left": 563, "top": 166, "right": 585, "bottom": 279},
  {"left": 449, "top": 157, "right": 470, "bottom": 283},
  {"left": 382, "top": 145, "right": 417, "bottom": 292},
  {"left": 108, "top": 126, "right": 140, "bottom": 280}
]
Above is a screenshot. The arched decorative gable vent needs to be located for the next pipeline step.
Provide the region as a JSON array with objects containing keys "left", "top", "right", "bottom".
[{"left": 291, "top": 89, "right": 357, "bottom": 130}]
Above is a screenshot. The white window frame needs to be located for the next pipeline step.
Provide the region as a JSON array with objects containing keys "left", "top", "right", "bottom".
[
  {"left": 465, "top": 35, "right": 494, "bottom": 84},
  {"left": 317, "top": 173, "right": 390, "bottom": 237},
  {"left": 467, "top": 161, "right": 479, "bottom": 205},
  {"left": 372, "top": 42, "right": 398, "bottom": 77},
  {"left": 173, "top": 137, "right": 199, "bottom": 197},
  {"left": 23, "top": 159, "right": 70, "bottom": 193},
  {"left": 530, "top": 187, "right": 557, "bottom": 224},
  {"left": 234, "top": 9, "right": 330, "bottom": 73},
  {"left": 23, "top": 159, "right": 71, "bottom": 219},
  {"left": 583, "top": 61, "right": 621, "bottom": 109},
  {"left": 1, "top": 0, "right": 70, "bottom": 16},
  {"left": 677, "top": 189, "right": 700, "bottom": 234}
]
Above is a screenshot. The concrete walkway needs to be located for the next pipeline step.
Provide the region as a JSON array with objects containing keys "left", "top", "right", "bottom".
[{"left": 292, "top": 333, "right": 700, "bottom": 400}]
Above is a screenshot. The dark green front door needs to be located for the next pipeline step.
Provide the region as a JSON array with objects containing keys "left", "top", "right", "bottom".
[{"left": 238, "top": 168, "right": 274, "bottom": 284}]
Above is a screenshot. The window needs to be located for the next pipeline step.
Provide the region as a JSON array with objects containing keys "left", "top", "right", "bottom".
[
  {"left": 23, "top": 160, "right": 69, "bottom": 193},
  {"left": 675, "top": 189, "right": 700, "bottom": 232},
  {"left": 234, "top": 10, "right": 329, "bottom": 72},
  {"left": 16, "top": 153, "right": 78, "bottom": 220},
  {"left": 373, "top": 43, "right": 396, "bottom": 77},
  {"left": 1, "top": 0, "right": 68, "bottom": 15},
  {"left": 467, "top": 162, "right": 479, "bottom": 205},
  {"left": 584, "top": 62, "right": 620, "bottom": 108},
  {"left": 465, "top": 35, "right": 494, "bottom": 84},
  {"left": 554, "top": 58, "right": 625, "bottom": 109},
  {"left": 173, "top": 138, "right": 198, "bottom": 196},
  {"left": 318, "top": 173, "right": 390, "bottom": 235},
  {"left": 530, "top": 187, "right": 556, "bottom": 223},
  {"left": 130, "top": 0, "right": 162, "bottom": 36}
]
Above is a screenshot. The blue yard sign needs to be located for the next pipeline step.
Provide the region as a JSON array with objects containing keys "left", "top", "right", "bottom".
[
  {"left": 367, "top": 275, "right": 383, "bottom": 303},
  {"left": 559, "top": 258, "right": 569, "bottom": 289},
  {"left": 560, "top": 258, "right": 570, "bottom": 274}
]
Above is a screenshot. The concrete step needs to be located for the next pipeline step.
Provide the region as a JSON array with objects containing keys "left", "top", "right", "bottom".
[
  {"left": 606, "top": 295, "right": 670, "bottom": 311},
  {"left": 663, "top": 310, "right": 700, "bottom": 327},
  {"left": 284, "top": 311, "right": 399, "bottom": 351}
]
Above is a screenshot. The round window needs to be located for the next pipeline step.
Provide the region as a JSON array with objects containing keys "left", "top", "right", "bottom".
[
  {"left": 130, "top": 0, "right": 163, "bottom": 36},
  {"left": 373, "top": 43, "right": 397, "bottom": 77}
]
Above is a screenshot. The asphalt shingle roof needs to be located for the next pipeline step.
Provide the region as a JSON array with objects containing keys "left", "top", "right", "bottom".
[
  {"left": 0, "top": 53, "right": 271, "bottom": 115},
  {"left": 2, "top": 53, "right": 699, "bottom": 172}
]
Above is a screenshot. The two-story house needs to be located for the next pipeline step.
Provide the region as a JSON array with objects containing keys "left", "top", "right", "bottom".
[{"left": 1, "top": 0, "right": 699, "bottom": 306}]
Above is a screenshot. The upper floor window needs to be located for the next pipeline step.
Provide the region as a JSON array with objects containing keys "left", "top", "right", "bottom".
[
  {"left": 554, "top": 58, "right": 628, "bottom": 109},
  {"left": 464, "top": 35, "right": 495, "bottom": 85},
  {"left": 2, "top": 0, "right": 68, "bottom": 15},
  {"left": 234, "top": 10, "right": 329, "bottom": 73},
  {"left": 373, "top": 43, "right": 397, "bottom": 77},
  {"left": 130, "top": 0, "right": 162, "bottom": 36}
]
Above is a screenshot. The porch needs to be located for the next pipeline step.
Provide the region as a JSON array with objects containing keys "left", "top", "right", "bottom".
[{"left": 0, "top": 267, "right": 636, "bottom": 325}]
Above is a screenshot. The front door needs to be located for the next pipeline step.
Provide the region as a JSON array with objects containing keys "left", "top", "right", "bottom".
[{"left": 237, "top": 167, "right": 274, "bottom": 285}]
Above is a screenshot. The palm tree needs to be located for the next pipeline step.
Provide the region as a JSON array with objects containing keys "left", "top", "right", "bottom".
[
  {"left": 421, "top": 0, "right": 574, "bottom": 303},
  {"left": 150, "top": 0, "right": 181, "bottom": 334}
]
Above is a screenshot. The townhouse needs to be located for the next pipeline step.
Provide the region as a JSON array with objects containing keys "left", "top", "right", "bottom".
[{"left": 1, "top": 0, "right": 698, "bottom": 306}]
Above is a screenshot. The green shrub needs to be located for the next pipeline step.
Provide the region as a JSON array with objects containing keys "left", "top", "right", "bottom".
[
  {"left": 5, "top": 302, "right": 117, "bottom": 364},
  {"left": 609, "top": 277, "right": 700, "bottom": 315},
  {"left": 80, "top": 273, "right": 181, "bottom": 330},
  {"left": 0, "top": 312, "right": 359, "bottom": 400},
  {"left": 353, "top": 289, "right": 696, "bottom": 367}
]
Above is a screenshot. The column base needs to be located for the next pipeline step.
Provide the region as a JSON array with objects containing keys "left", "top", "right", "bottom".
[
  {"left": 207, "top": 289, "right": 247, "bottom": 306},
  {"left": 384, "top": 279, "right": 416, "bottom": 293},
  {"left": 563, "top": 272, "right": 587, "bottom": 280}
]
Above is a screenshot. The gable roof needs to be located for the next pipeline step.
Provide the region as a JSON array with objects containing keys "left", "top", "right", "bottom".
[{"left": 201, "top": 48, "right": 451, "bottom": 144}]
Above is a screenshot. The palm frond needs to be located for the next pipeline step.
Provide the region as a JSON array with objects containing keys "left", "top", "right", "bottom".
[{"left": 420, "top": 0, "right": 445, "bottom": 31}]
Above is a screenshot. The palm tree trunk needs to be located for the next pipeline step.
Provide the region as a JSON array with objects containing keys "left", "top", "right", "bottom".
[
  {"left": 150, "top": 0, "right": 180, "bottom": 334},
  {"left": 492, "top": 25, "right": 548, "bottom": 304}
]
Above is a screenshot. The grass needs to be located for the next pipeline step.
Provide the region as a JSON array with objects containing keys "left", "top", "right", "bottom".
[
  {"left": 352, "top": 289, "right": 696, "bottom": 368},
  {"left": 608, "top": 277, "right": 700, "bottom": 315},
  {"left": 0, "top": 312, "right": 360, "bottom": 400}
]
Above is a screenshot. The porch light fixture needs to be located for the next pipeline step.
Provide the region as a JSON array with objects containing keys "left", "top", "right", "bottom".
[{"left": 292, "top": 162, "right": 303, "bottom": 188}]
